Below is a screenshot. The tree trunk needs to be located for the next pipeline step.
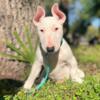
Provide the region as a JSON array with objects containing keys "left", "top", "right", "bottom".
[{"left": 0, "top": 0, "right": 44, "bottom": 81}]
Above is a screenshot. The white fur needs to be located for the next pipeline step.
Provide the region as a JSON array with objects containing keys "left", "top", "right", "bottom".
[
  {"left": 24, "top": 3, "right": 85, "bottom": 90},
  {"left": 36, "top": 17, "right": 63, "bottom": 52}
]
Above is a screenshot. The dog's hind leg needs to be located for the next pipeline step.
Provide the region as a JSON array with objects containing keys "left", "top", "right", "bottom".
[{"left": 68, "top": 57, "right": 85, "bottom": 83}]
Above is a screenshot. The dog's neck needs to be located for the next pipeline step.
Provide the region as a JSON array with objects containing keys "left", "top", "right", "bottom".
[
  {"left": 41, "top": 47, "right": 59, "bottom": 71},
  {"left": 39, "top": 40, "right": 63, "bottom": 70}
]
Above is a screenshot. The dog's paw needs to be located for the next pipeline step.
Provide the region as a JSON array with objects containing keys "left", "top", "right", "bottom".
[
  {"left": 72, "top": 77, "right": 84, "bottom": 84},
  {"left": 77, "top": 69, "right": 85, "bottom": 78},
  {"left": 23, "top": 83, "right": 32, "bottom": 90},
  {"left": 71, "top": 69, "right": 85, "bottom": 84}
]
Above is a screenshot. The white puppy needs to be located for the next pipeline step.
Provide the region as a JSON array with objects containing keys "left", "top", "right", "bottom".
[{"left": 24, "top": 3, "right": 85, "bottom": 90}]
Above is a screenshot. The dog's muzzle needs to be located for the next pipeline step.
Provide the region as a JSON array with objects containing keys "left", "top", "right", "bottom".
[{"left": 40, "top": 40, "right": 63, "bottom": 54}]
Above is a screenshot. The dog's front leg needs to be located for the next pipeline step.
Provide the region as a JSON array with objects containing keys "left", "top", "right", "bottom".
[{"left": 23, "top": 61, "right": 42, "bottom": 90}]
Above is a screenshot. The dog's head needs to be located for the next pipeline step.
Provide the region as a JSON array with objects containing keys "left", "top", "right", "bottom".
[{"left": 33, "top": 3, "right": 66, "bottom": 53}]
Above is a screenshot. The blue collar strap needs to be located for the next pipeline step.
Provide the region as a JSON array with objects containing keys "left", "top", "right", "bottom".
[
  {"left": 26, "top": 64, "right": 50, "bottom": 97},
  {"left": 36, "top": 64, "right": 50, "bottom": 90}
]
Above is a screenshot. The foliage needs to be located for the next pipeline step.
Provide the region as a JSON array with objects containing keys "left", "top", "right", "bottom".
[
  {"left": 1, "top": 74, "right": 100, "bottom": 100},
  {"left": 70, "top": 0, "right": 100, "bottom": 34},
  {"left": 0, "top": 27, "right": 38, "bottom": 65},
  {"left": 80, "top": 0, "right": 100, "bottom": 17},
  {"left": 44, "top": 0, "right": 59, "bottom": 15},
  {"left": 86, "top": 25, "right": 99, "bottom": 40},
  {"left": 0, "top": 45, "right": 100, "bottom": 100}
]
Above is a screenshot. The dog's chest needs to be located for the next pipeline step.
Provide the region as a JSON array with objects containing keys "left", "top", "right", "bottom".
[{"left": 43, "top": 52, "right": 59, "bottom": 70}]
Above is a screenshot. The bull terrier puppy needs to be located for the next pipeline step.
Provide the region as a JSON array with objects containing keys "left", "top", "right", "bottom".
[{"left": 24, "top": 3, "right": 85, "bottom": 90}]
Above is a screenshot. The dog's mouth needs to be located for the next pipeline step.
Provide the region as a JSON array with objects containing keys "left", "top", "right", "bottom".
[
  {"left": 44, "top": 47, "right": 60, "bottom": 55},
  {"left": 46, "top": 46, "right": 55, "bottom": 53},
  {"left": 40, "top": 40, "right": 63, "bottom": 54},
  {"left": 40, "top": 44, "right": 59, "bottom": 55},
  {"left": 44, "top": 47, "right": 57, "bottom": 54},
  {"left": 46, "top": 49, "right": 60, "bottom": 55}
]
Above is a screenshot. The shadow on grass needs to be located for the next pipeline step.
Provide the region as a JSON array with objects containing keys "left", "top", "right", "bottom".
[{"left": 0, "top": 79, "right": 23, "bottom": 96}]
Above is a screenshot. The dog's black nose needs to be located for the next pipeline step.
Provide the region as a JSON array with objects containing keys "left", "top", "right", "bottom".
[{"left": 47, "top": 46, "right": 55, "bottom": 53}]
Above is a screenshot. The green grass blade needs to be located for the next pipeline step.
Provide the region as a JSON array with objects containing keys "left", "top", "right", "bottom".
[
  {"left": 0, "top": 52, "right": 25, "bottom": 61},
  {"left": 28, "top": 38, "right": 39, "bottom": 64},
  {"left": 24, "top": 27, "right": 33, "bottom": 54},
  {"left": 24, "top": 26, "right": 39, "bottom": 64},
  {"left": 7, "top": 43, "right": 24, "bottom": 56},
  {"left": 24, "top": 27, "right": 34, "bottom": 63},
  {"left": 31, "top": 38, "right": 39, "bottom": 63},
  {"left": 13, "top": 31, "right": 29, "bottom": 53},
  {"left": 6, "top": 42, "right": 31, "bottom": 63},
  {"left": 1, "top": 29, "right": 38, "bottom": 64}
]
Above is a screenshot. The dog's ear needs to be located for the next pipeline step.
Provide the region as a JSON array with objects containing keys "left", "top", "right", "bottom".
[
  {"left": 33, "top": 6, "right": 45, "bottom": 26},
  {"left": 51, "top": 3, "right": 66, "bottom": 24}
]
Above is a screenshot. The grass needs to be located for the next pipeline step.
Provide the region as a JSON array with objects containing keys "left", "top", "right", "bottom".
[
  {"left": 0, "top": 27, "right": 38, "bottom": 64},
  {"left": 73, "top": 45, "right": 100, "bottom": 66},
  {"left": 0, "top": 45, "right": 100, "bottom": 100}
]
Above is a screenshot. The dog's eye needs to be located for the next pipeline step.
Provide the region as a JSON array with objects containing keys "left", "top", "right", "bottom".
[
  {"left": 55, "top": 27, "right": 59, "bottom": 31},
  {"left": 40, "top": 29, "right": 44, "bottom": 32}
]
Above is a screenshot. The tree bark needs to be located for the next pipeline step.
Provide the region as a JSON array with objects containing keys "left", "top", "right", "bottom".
[{"left": 0, "top": 0, "right": 44, "bottom": 81}]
